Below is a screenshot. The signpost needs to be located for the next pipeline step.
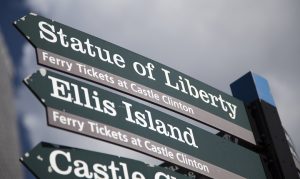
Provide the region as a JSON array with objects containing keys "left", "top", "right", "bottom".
[
  {"left": 15, "top": 13, "right": 255, "bottom": 145},
  {"left": 231, "top": 72, "right": 300, "bottom": 179},
  {"left": 20, "top": 142, "right": 191, "bottom": 179},
  {"left": 24, "top": 69, "right": 266, "bottom": 179}
]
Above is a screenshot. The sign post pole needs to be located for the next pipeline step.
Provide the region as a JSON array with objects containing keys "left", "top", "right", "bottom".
[{"left": 230, "top": 71, "right": 299, "bottom": 179}]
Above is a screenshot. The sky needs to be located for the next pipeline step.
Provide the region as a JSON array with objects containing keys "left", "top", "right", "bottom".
[{"left": 1, "top": 0, "right": 300, "bottom": 177}]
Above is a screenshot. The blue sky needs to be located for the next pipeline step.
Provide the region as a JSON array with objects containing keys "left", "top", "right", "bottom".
[{"left": 1, "top": 0, "right": 300, "bottom": 177}]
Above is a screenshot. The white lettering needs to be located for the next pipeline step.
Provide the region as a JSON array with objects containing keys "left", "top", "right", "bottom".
[
  {"left": 49, "top": 150, "right": 72, "bottom": 175},
  {"left": 48, "top": 76, "right": 72, "bottom": 102},
  {"left": 39, "top": 21, "right": 57, "bottom": 43}
]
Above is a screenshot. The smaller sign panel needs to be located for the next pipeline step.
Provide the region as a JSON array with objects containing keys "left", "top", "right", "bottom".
[
  {"left": 20, "top": 142, "right": 191, "bottom": 179},
  {"left": 23, "top": 69, "right": 266, "bottom": 179}
]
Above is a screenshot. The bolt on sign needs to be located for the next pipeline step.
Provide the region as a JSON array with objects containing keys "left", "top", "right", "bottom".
[
  {"left": 20, "top": 142, "right": 192, "bottom": 179},
  {"left": 24, "top": 69, "right": 266, "bottom": 179},
  {"left": 14, "top": 13, "right": 255, "bottom": 145}
]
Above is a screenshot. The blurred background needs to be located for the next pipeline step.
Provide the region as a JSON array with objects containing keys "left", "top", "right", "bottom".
[{"left": 1, "top": 0, "right": 300, "bottom": 178}]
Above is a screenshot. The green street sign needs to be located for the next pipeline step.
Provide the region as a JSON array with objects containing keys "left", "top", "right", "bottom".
[
  {"left": 20, "top": 142, "right": 191, "bottom": 179},
  {"left": 24, "top": 69, "right": 266, "bottom": 179},
  {"left": 14, "top": 13, "right": 255, "bottom": 145}
]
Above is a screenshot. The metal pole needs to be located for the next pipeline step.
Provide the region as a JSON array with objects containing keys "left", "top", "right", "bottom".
[{"left": 231, "top": 72, "right": 299, "bottom": 179}]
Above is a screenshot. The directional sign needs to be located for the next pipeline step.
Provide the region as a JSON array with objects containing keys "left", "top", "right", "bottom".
[
  {"left": 20, "top": 142, "right": 191, "bottom": 179},
  {"left": 24, "top": 69, "right": 266, "bottom": 179},
  {"left": 14, "top": 13, "right": 255, "bottom": 144}
]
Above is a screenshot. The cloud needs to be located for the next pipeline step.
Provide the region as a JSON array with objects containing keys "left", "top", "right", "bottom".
[
  {"left": 19, "top": 0, "right": 300, "bottom": 166},
  {"left": 18, "top": 42, "right": 37, "bottom": 78}
]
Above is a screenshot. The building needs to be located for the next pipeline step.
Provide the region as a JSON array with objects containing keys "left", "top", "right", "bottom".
[{"left": 0, "top": 29, "right": 23, "bottom": 179}]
